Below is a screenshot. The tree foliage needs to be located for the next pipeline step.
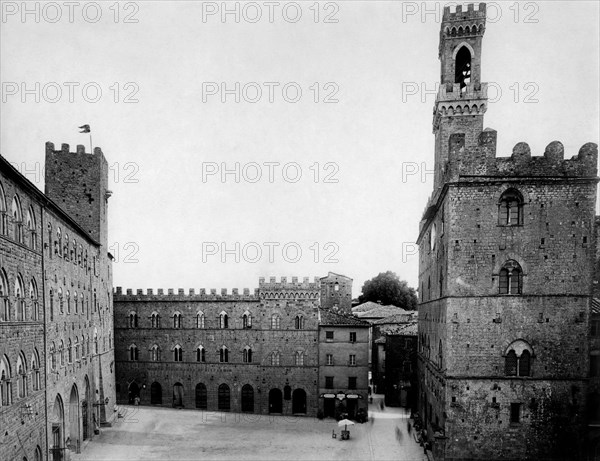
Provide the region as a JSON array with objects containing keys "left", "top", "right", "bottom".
[{"left": 358, "top": 271, "right": 418, "bottom": 310}]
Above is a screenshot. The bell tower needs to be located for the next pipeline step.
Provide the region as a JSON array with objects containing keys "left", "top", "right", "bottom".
[{"left": 433, "top": 3, "right": 488, "bottom": 189}]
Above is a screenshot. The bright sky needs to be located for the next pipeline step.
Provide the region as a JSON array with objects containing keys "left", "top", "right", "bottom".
[{"left": 1, "top": 1, "right": 598, "bottom": 298}]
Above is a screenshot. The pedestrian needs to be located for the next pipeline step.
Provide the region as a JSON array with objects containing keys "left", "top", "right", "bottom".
[
  {"left": 407, "top": 421, "right": 412, "bottom": 435},
  {"left": 379, "top": 400, "right": 384, "bottom": 411}
]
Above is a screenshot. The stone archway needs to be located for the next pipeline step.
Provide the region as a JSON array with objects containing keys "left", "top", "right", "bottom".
[
  {"left": 128, "top": 382, "right": 140, "bottom": 404},
  {"left": 241, "top": 384, "right": 254, "bottom": 413},
  {"left": 218, "top": 383, "right": 230, "bottom": 411},
  {"left": 269, "top": 388, "right": 282, "bottom": 414},
  {"left": 173, "top": 383, "right": 184, "bottom": 407},
  {"left": 82, "top": 376, "right": 91, "bottom": 441},
  {"left": 51, "top": 394, "right": 65, "bottom": 460},
  {"left": 68, "top": 385, "right": 80, "bottom": 453},
  {"left": 151, "top": 382, "right": 163, "bottom": 405},
  {"left": 292, "top": 388, "right": 307, "bottom": 414}
]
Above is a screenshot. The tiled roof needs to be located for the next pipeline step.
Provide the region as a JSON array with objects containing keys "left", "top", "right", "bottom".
[
  {"left": 373, "top": 312, "right": 417, "bottom": 325},
  {"left": 352, "top": 301, "right": 383, "bottom": 312},
  {"left": 319, "top": 309, "right": 370, "bottom": 326},
  {"left": 592, "top": 298, "right": 600, "bottom": 315},
  {"left": 354, "top": 306, "right": 407, "bottom": 319}
]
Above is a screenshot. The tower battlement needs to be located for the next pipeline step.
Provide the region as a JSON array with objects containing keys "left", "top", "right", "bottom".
[
  {"left": 258, "top": 276, "right": 320, "bottom": 289},
  {"left": 45, "top": 141, "right": 104, "bottom": 157},
  {"left": 447, "top": 132, "right": 598, "bottom": 178},
  {"left": 442, "top": 3, "right": 486, "bottom": 23},
  {"left": 114, "top": 286, "right": 260, "bottom": 300}
]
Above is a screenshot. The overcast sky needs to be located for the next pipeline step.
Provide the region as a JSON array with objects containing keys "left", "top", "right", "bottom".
[{"left": 1, "top": 1, "right": 598, "bottom": 298}]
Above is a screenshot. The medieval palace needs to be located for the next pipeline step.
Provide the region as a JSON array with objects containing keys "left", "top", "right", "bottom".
[{"left": 0, "top": 2, "right": 598, "bottom": 461}]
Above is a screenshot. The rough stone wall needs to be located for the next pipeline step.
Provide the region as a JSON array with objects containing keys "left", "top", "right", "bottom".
[
  {"left": 0, "top": 172, "right": 46, "bottom": 461},
  {"left": 320, "top": 273, "right": 353, "bottom": 314},
  {"left": 41, "top": 144, "right": 115, "bottom": 457},
  {"left": 114, "top": 279, "right": 321, "bottom": 416},
  {"left": 417, "top": 4, "right": 598, "bottom": 459}
]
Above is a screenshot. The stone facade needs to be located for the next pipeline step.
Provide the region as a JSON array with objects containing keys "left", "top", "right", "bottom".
[
  {"left": 0, "top": 142, "right": 115, "bottom": 461},
  {"left": 114, "top": 276, "right": 369, "bottom": 420},
  {"left": 416, "top": 4, "right": 598, "bottom": 460},
  {"left": 320, "top": 272, "right": 353, "bottom": 314},
  {"left": 318, "top": 310, "right": 370, "bottom": 419},
  {"left": 114, "top": 278, "right": 322, "bottom": 416}
]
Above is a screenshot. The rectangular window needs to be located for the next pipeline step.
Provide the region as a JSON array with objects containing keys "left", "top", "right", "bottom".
[
  {"left": 349, "top": 354, "right": 356, "bottom": 366},
  {"left": 325, "top": 376, "right": 334, "bottom": 389},
  {"left": 326, "top": 354, "right": 334, "bottom": 366},
  {"left": 325, "top": 331, "right": 334, "bottom": 342},
  {"left": 348, "top": 377, "right": 357, "bottom": 390},
  {"left": 510, "top": 403, "right": 521, "bottom": 423},
  {"left": 592, "top": 319, "right": 600, "bottom": 337},
  {"left": 349, "top": 332, "right": 356, "bottom": 343},
  {"left": 591, "top": 355, "right": 600, "bottom": 377}
]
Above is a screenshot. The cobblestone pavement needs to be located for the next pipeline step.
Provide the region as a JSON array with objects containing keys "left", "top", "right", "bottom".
[{"left": 73, "top": 394, "right": 427, "bottom": 460}]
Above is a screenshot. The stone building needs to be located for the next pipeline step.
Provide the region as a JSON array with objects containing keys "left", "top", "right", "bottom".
[
  {"left": 0, "top": 142, "right": 115, "bottom": 461},
  {"left": 114, "top": 275, "right": 369, "bottom": 419},
  {"left": 416, "top": 3, "right": 598, "bottom": 460},
  {"left": 370, "top": 312, "right": 417, "bottom": 404},
  {"left": 320, "top": 272, "right": 353, "bottom": 314},
  {"left": 383, "top": 331, "right": 417, "bottom": 409},
  {"left": 318, "top": 309, "right": 370, "bottom": 419}
]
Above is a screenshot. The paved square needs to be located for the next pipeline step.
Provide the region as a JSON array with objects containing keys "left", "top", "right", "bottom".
[{"left": 74, "top": 397, "right": 427, "bottom": 461}]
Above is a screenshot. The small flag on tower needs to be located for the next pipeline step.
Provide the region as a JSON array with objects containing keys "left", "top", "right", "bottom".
[{"left": 79, "top": 124, "right": 91, "bottom": 133}]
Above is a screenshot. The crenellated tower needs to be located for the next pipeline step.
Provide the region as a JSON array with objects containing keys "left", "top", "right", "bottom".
[
  {"left": 416, "top": 3, "right": 598, "bottom": 460},
  {"left": 45, "top": 142, "right": 111, "bottom": 248},
  {"left": 433, "top": 3, "right": 487, "bottom": 190}
]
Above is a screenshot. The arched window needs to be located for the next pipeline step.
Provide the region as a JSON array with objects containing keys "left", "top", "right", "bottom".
[
  {"left": 63, "top": 233, "right": 69, "bottom": 259},
  {"left": 295, "top": 315, "right": 303, "bottom": 330},
  {"left": 498, "top": 189, "right": 523, "bottom": 226},
  {"left": 35, "top": 446, "right": 42, "bottom": 461},
  {"left": 15, "top": 275, "right": 25, "bottom": 321},
  {"left": 73, "top": 291, "right": 78, "bottom": 314},
  {"left": 74, "top": 337, "right": 80, "bottom": 361},
  {"left": 499, "top": 260, "right": 523, "bottom": 295},
  {"left": 173, "top": 345, "right": 183, "bottom": 362},
  {"left": 271, "top": 351, "right": 280, "bottom": 366},
  {"left": 16, "top": 353, "right": 27, "bottom": 399},
  {"left": 11, "top": 195, "right": 24, "bottom": 243},
  {"left": 58, "top": 287, "right": 63, "bottom": 314},
  {"left": 0, "top": 269, "right": 10, "bottom": 321},
  {"left": 173, "top": 312, "right": 182, "bottom": 329},
  {"left": 66, "top": 290, "right": 71, "bottom": 314},
  {"left": 80, "top": 293, "right": 84, "bottom": 315},
  {"left": 151, "top": 345, "right": 161, "bottom": 362},
  {"left": 271, "top": 314, "right": 281, "bottom": 330},
  {"left": 49, "top": 342, "right": 56, "bottom": 371},
  {"left": 0, "top": 183, "right": 7, "bottom": 235},
  {"left": 219, "top": 346, "right": 228, "bottom": 363},
  {"left": 334, "top": 282, "right": 340, "bottom": 292},
  {"left": 26, "top": 206, "right": 36, "bottom": 249},
  {"left": 196, "top": 311, "right": 205, "bottom": 328},
  {"left": 455, "top": 46, "right": 471, "bottom": 91},
  {"left": 56, "top": 227, "right": 62, "bottom": 256},
  {"left": 129, "top": 344, "right": 139, "bottom": 361},
  {"left": 438, "top": 340, "right": 443, "bottom": 368},
  {"left": 505, "top": 340, "right": 533, "bottom": 377},
  {"left": 242, "top": 311, "right": 252, "bottom": 329},
  {"left": 81, "top": 336, "right": 86, "bottom": 358},
  {"left": 129, "top": 312, "right": 138, "bottom": 328},
  {"left": 295, "top": 351, "right": 304, "bottom": 366},
  {"left": 196, "top": 346, "right": 205, "bottom": 362},
  {"left": 1, "top": 355, "right": 12, "bottom": 405},
  {"left": 243, "top": 346, "right": 252, "bottom": 363},
  {"left": 219, "top": 311, "right": 228, "bottom": 329},
  {"left": 67, "top": 339, "right": 72, "bottom": 363},
  {"left": 151, "top": 312, "right": 161, "bottom": 328}
]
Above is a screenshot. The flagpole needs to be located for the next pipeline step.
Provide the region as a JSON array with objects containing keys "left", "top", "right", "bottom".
[{"left": 89, "top": 134, "right": 93, "bottom": 154}]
